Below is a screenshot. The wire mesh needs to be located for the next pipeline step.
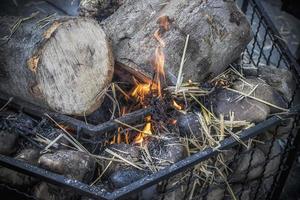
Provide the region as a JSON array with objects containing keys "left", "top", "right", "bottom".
[{"left": 0, "top": 0, "right": 299, "bottom": 200}]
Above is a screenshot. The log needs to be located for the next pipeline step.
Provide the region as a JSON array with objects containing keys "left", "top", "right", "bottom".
[
  {"left": 103, "top": 0, "right": 252, "bottom": 83},
  {"left": 0, "top": 11, "right": 114, "bottom": 116}
]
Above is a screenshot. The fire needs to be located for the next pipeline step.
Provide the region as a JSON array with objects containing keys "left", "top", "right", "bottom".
[
  {"left": 122, "top": 16, "right": 171, "bottom": 146},
  {"left": 153, "top": 47, "right": 165, "bottom": 97},
  {"left": 134, "top": 116, "right": 152, "bottom": 145},
  {"left": 152, "top": 16, "right": 170, "bottom": 98},
  {"left": 172, "top": 100, "right": 183, "bottom": 110},
  {"left": 131, "top": 16, "right": 170, "bottom": 100},
  {"left": 131, "top": 82, "right": 151, "bottom": 102}
]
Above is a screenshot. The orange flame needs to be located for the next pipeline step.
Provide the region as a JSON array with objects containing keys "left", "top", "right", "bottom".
[
  {"left": 153, "top": 47, "right": 165, "bottom": 97},
  {"left": 131, "top": 82, "right": 151, "bottom": 102},
  {"left": 134, "top": 116, "right": 152, "bottom": 145},
  {"left": 172, "top": 100, "right": 183, "bottom": 110}
]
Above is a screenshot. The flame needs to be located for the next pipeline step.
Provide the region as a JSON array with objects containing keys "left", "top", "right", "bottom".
[
  {"left": 134, "top": 116, "right": 152, "bottom": 145},
  {"left": 172, "top": 100, "right": 183, "bottom": 110},
  {"left": 131, "top": 82, "right": 151, "bottom": 102},
  {"left": 110, "top": 136, "right": 116, "bottom": 144},
  {"left": 153, "top": 47, "right": 165, "bottom": 97}
]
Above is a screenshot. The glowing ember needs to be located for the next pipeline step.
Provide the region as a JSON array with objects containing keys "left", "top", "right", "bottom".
[
  {"left": 172, "top": 100, "right": 183, "bottom": 110},
  {"left": 110, "top": 135, "right": 116, "bottom": 144},
  {"left": 170, "top": 119, "right": 177, "bottom": 125}
]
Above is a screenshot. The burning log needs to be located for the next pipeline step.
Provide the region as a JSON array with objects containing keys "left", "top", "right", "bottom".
[
  {"left": 103, "top": 0, "right": 252, "bottom": 83},
  {"left": 0, "top": 11, "right": 114, "bottom": 116}
]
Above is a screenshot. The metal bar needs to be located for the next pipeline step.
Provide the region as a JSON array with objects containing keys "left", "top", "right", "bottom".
[
  {"left": 241, "top": 0, "right": 249, "bottom": 13},
  {"left": 107, "top": 116, "right": 282, "bottom": 200},
  {"left": 0, "top": 115, "right": 282, "bottom": 200},
  {"left": 269, "top": 115, "right": 300, "bottom": 200},
  {"left": 0, "top": 155, "right": 110, "bottom": 200},
  {"left": 251, "top": 0, "right": 300, "bottom": 79},
  {"left": 0, "top": 93, "right": 153, "bottom": 136}
]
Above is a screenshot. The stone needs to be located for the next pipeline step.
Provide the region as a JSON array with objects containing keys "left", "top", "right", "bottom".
[
  {"left": 177, "top": 113, "right": 203, "bottom": 139},
  {"left": 213, "top": 89, "right": 270, "bottom": 123},
  {"left": 257, "top": 139, "right": 282, "bottom": 178},
  {"left": 34, "top": 182, "right": 76, "bottom": 200},
  {"left": 242, "top": 63, "right": 258, "bottom": 77},
  {"left": 206, "top": 187, "right": 225, "bottom": 200},
  {"left": 38, "top": 150, "right": 96, "bottom": 183},
  {"left": 230, "top": 148, "right": 265, "bottom": 182},
  {"left": 0, "top": 148, "right": 40, "bottom": 186},
  {"left": 108, "top": 167, "right": 149, "bottom": 189},
  {"left": 15, "top": 148, "right": 40, "bottom": 164},
  {"left": 233, "top": 78, "right": 288, "bottom": 113},
  {"left": 232, "top": 184, "right": 253, "bottom": 200},
  {"left": 258, "top": 65, "right": 296, "bottom": 102},
  {"left": 100, "top": 143, "right": 141, "bottom": 177},
  {"left": 0, "top": 130, "right": 19, "bottom": 155},
  {"left": 145, "top": 135, "right": 187, "bottom": 165}
]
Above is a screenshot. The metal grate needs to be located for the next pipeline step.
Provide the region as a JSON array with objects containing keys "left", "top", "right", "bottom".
[{"left": 0, "top": 0, "right": 299, "bottom": 199}]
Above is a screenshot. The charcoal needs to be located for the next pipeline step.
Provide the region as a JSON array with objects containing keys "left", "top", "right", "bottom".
[
  {"left": 109, "top": 167, "right": 149, "bottom": 189},
  {"left": 0, "top": 130, "right": 19, "bottom": 155},
  {"left": 38, "top": 150, "right": 96, "bottom": 183},
  {"left": 177, "top": 113, "right": 202, "bottom": 139},
  {"left": 0, "top": 148, "right": 39, "bottom": 186}
]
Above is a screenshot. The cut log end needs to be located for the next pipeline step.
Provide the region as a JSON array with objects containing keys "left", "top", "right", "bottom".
[{"left": 36, "top": 18, "right": 114, "bottom": 115}]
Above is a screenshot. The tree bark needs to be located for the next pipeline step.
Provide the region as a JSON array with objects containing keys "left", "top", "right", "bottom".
[
  {"left": 102, "top": 0, "right": 252, "bottom": 83},
  {"left": 0, "top": 12, "right": 114, "bottom": 116}
]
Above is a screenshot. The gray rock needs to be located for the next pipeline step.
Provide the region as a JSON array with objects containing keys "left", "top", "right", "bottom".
[
  {"left": 39, "top": 150, "right": 96, "bottom": 183},
  {"left": 258, "top": 65, "right": 296, "bottom": 102},
  {"left": 177, "top": 113, "right": 202, "bottom": 139},
  {"left": 16, "top": 148, "right": 40, "bottom": 165},
  {"left": 230, "top": 148, "right": 265, "bottom": 182},
  {"left": 213, "top": 89, "right": 270, "bottom": 123},
  {"left": 0, "top": 148, "right": 40, "bottom": 186},
  {"left": 0, "top": 130, "right": 19, "bottom": 155},
  {"left": 257, "top": 139, "right": 282, "bottom": 178},
  {"left": 242, "top": 63, "right": 258, "bottom": 77},
  {"left": 206, "top": 187, "right": 225, "bottom": 200},
  {"left": 146, "top": 135, "right": 187, "bottom": 165},
  {"left": 34, "top": 182, "right": 76, "bottom": 200},
  {"left": 232, "top": 184, "right": 252, "bottom": 200},
  {"left": 100, "top": 143, "right": 141, "bottom": 177},
  {"left": 109, "top": 167, "right": 149, "bottom": 189},
  {"left": 233, "top": 78, "right": 288, "bottom": 113},
  {"left": 277, "top": 118, "right": 295, "bottom": 136}
]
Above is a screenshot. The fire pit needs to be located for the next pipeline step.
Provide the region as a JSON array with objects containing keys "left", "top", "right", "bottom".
[{"left": 0, "top": 0, "right": 299, "bottom": 200}]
